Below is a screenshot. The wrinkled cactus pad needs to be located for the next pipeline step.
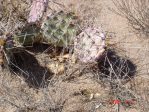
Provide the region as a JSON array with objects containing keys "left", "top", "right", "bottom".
[
  {"left": 74, "top": 27, "right": 105, "bottom": 63},
  {"left": 41, "top": 11, "right": 79, "bottom": 47}
]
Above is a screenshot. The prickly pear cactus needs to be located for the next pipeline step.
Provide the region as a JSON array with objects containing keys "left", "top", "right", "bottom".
[
  {"left": 14, "top": 24, "right": 42, "bottom": 46},
  {"left": 0, "top": 33, "right": 39, "bottom": 67},
  {"left": 74, "top": 27, "right": 105, "bottom": 63},
  {"left": 41, "top": 11, "right": 79, "bottom": 47},
  {"left": 0, "top": 34, "right": 16, "bottom": 66},
  {"left": 28, "top": 0, "right": 48, "bottom": 23}
]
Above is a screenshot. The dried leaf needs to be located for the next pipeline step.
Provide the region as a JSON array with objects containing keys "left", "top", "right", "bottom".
[
  {"left": 0, "top": 38, "right": 5, "bottom": 46},
  {"left": 47, "top": 61, "right": 65, "bottom": 75}
]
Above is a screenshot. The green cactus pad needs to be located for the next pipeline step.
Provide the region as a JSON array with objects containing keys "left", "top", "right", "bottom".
[
  {"left": 41, "top": 11, "right": 79, "bottom": 47},
  {"left": 14, "top": 24, "right": 42, "bottom": 46}
]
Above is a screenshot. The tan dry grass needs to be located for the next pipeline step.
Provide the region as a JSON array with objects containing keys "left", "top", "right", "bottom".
[
  {"left": 0, "top": 0, "right": 31, "bottom": 34},
  {"left": 0, "top": 0, "right": 149, "bottom": 112}
]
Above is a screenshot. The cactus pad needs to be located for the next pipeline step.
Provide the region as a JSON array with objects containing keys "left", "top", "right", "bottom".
[
  {"left": 41, "top": 11, "right": 79, "bottom": 47},
  {"left": 74, "top": 27, "right": 105, "bottom": 63},
  {"left": 14, "top": 24, "right": 42, "bottom": 46}
]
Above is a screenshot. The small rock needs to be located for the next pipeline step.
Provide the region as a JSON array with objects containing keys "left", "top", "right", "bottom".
[
  {"left": 93, "top": 93, "right": 101, "bottom": 99},
  {"left": 89, "top": 93, "right": 94, "bottom": 100}
]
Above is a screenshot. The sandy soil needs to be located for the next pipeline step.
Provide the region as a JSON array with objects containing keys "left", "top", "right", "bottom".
[{"left": 0, "top": 0, "right": 149, "bottom": 112}]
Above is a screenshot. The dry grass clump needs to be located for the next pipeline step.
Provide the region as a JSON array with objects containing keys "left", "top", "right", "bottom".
[
  {"left": 0, "top": 0, "right": 149, "bottom": 112},
  {"left": 113, "top": 0, "right": 149, "bottom": 37},
  {"left": 0, "top": 0, "right": 31, "bottom": 34},
  {"left": 0, "top": 70, "right": 67, "bottom": 112}
]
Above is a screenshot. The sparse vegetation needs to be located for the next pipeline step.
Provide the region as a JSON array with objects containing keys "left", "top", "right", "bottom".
[
  {"left": 0, "top": 0, "right": 149, "bottom": 112},
  {"left": 113, "top": 0, "right": 149, "bottom": 37}
]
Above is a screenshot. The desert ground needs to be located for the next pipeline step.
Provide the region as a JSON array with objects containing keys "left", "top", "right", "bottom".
[{"left": 0, "top": 0, "right": 149, "bottom": 112}]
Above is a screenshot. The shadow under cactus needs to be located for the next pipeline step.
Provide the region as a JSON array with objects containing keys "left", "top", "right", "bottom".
[
  {"left": 25, "top": 43, "right": 54, "bottom": 54},
  {"left": 97, "top": 49, "right": 136, "bottom": 80},
  {"left": 8, "top": 50, "right": 53, "bottom": 88},
  {"left": 26, "top": 43, "right": 70, "bottom": 56}
]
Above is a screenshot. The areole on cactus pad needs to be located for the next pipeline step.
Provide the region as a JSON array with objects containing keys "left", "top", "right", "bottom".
[{"left": 74, "top": 27, "right": 106, "bottom": 63}]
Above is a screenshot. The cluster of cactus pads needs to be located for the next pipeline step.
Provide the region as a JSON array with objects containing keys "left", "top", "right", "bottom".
[
  {"left": 0, "top": 10, "right": 106, "bottom": 67},
  {"left": 14, "top": 11, "right": 78, "bottom": 47}
]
